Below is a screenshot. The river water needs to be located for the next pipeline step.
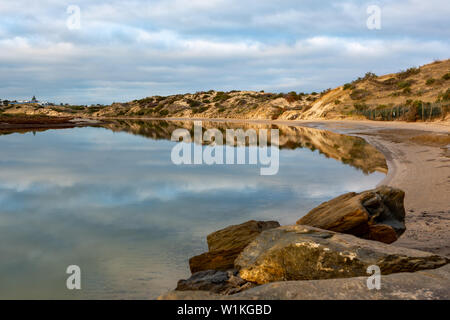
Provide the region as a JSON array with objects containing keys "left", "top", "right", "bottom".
[{"left": 0, "top": 120, "right": 386, "bottom": 299}]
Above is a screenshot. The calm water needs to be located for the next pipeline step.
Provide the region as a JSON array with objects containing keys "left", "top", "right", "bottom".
[{"left": 0, "top": 120, "right": 386, "bottom": 299}]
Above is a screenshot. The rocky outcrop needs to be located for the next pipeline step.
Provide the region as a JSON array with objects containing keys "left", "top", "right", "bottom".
[
  {"left": 159, "top": 264, "right": 450, "bottom": 300},
  {"left": 235, "top": 225, "right": 448, "bottom": 284},
  {"left": 189, "top": 220, "right": 280, "bottom": 273},
  {"left": 176, "top": 270, "right": 254, "bottom": 295},
  {"left": 297, "top": 186, "right": 406, "bottom": 243}
]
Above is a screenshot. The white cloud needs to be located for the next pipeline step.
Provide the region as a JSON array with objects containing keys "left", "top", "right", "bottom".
[{"left": 0, "top": 0, "right": 448, "bottom": 103}]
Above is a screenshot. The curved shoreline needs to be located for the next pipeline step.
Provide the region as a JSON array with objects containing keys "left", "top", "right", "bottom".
[
  {"left": 5, "top": 116, "right": 448, "bottom": 256},
  {"left": 134, "top": 117, "right": 450, "bottom": 256},
  {"left": 282, "top": 120, "right": 450, "bottom": 257}
]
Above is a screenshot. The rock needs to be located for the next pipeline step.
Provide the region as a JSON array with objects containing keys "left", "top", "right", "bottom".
[
  {"left": 159, "top": 264, "right": 450, "bottom": 300},
  {"left": 367, "top": 224, "right": 398, "bottom": 243},
  {"left": 207, "top": 220, "right": 280, "bottom": 252},
  {"left": 235, "top": 225, "right": 448, "bottom": 284},
  {"left": 189, "top": 249, "right": 242, "bottom": 274},
  {"left": 176, "top": 269, "right": 254, "bottom": 294},
  {"left": 297, "top": 186, "right": 406, "bottom": 243},
  {"left": 189, "top": 220, "right": 280, "bottom": 273}
]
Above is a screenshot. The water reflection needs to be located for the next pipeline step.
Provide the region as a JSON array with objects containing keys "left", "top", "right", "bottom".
[
  {"left": 104, "top": 120, "right": 387, "bottom": 174},
  {"left": 0, "top": 120, "right": 386, "bottom": 299}
]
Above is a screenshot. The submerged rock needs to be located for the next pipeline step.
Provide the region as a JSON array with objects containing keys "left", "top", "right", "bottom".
[
  {"left": 176, "top": 270, "right": 254, "bottom": 295},
  {"left": 189, "top": 220, "right": 280, "bottom": 273},
  {"left": 235, "top": 225, "right": 448, "bottom": 284},
  {"left": 297, "top": 186, "right": 406, "bottom": 244}
]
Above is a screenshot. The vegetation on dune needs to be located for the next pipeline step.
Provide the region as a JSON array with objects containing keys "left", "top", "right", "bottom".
[
  {"left": 397, "top": 67, "right": 420, "bottom": 79},
  {"left": 2, "top": 59, "right": 449, "bottom": 122}
]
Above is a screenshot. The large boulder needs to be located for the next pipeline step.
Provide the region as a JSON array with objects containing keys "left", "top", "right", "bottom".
[
  {"left": 159, "top": 264, "right": 450, "bottom": 300},
  {"left": 235, "top": 225, "right": 448, "bottom": 284},
  {"left": 189, "top": 220, "right": 280, "bottom": 273},
  {"left": 297, "top": 186, "right": 406, "bottom": 243}
]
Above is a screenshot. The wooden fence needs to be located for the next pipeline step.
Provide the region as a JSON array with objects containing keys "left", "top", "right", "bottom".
[{"left": 354, "top": 102, "right": 449, "bottom": 121}]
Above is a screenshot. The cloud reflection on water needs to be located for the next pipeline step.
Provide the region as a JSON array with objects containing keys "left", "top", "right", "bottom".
[{"left": 0, "top": 123, "right": 385, "bottom": 299}]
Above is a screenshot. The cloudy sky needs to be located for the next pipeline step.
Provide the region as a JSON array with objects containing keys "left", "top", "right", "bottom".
[{"left": 0, "top": 0, "right": 449, "bottom": 105}]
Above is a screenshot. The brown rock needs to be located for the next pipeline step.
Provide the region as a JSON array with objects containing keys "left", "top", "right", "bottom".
[
  {"left": 235, "top": 225, "right": 448, "bottom": 285},
  {"left": 189, "top": 248, "right": 242, "bottom": 273},
  {"left": 207, "top": 220, "right": 281, "bottom": 252},
  {"left": 297, "top": 186, "right": 406, "bottom": 243},
  {"left": 176, "top": 269, "right": 254, "bottom": 294},
  {"left": 189, "top": 220, "right": 280, "bottom": 273},
  {"left": 367, "top": 224, "right": 398, "bottom": 243}
]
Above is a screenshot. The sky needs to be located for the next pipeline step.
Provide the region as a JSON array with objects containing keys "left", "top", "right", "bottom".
[{"left": 0, "top": 0, "right": 449, "bottom": 105}]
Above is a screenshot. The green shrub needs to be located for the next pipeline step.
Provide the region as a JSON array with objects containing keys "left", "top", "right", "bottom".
[
  {"left": 159, "top": 110, "right": 169, "bottom": 116},
  {"left": 403, "top": 87, "right": 412, "bottom": 94},
  {"left": 343, "top": 83, "right": 354, "bottom": 90},
  {"left": 192, "top": 106, "right": 209, "bottom": 114},
  {"left": 213, "top": 92, "right": 231, "bottom": 102},
  {"left": 439, "top": 89, "right": 450, "bottom": 101},
  {"left": 426, "top": 78, "right": 436, "bottom": 85},
  {"left": 397, "top": 79, "right": 414, "bottom": 89},
  {"left": 397, "top": 67, "right": 420, "bottom": 79},
  {"left": 137, "top": 97, "right": 154, "bottom": 105},
  {"left": 67, "top": 105, "right": 87, "bottom": 111},
  {"left": 353, "top": 103, "right": 367, "bottom": 111},
  {"left": 285, "top": 92, "right": 300, "bottom": 103},
  {"left": 186, "top": 99, "right": 201, "bottom": 108},
  {"left": 381, "top": 77, "right": 398, "bottom": 86},
  {"left": 350, "top": 89, "right": 370, "bottom": 100},
  {"left": 442, "top": 73, "right": 450, "bottom": 80}
]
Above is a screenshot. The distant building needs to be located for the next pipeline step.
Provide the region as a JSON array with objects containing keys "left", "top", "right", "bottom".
[{"left": 6, "top": 96, "right": 51, "bottom": 106}]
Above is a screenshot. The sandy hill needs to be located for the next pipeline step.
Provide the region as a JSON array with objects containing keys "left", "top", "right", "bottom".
[
  {"left": 2, "top": 59, "right": 449, "bottom": 122},
  {"left": 301, "top": 59, "right": 450, "bottom": 121}
]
